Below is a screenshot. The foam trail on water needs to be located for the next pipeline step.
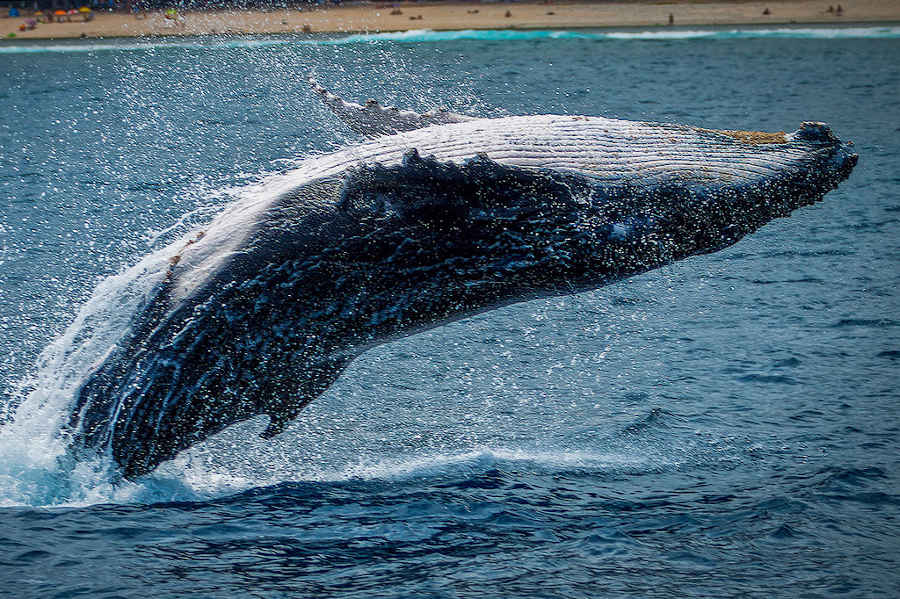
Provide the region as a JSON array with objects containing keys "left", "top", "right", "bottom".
[
  {"left": 0, "top": 26, "right": 898, "bottom": 54},
  {"left": 134, "top": 444, "right": 701, "bottom": 504}
]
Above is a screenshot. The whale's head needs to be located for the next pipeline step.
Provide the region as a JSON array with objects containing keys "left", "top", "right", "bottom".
[
  {"left": 573, "top": 121, "right": 859, "bottom": 270},
  {"left": 338, "top": 120, "right": 856, "bottom": 301}
]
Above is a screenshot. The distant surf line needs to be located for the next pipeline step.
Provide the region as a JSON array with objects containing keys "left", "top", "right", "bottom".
[
  {"left": 1, "top": 25, "right": 899, "bottom": 53},
  {"left": 321, "top": 25, "right": 900, "bottom": 44}
]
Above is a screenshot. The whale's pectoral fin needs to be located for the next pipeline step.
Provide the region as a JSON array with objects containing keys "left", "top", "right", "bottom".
[
  {"left": 308, "top": 76, "right": 475, "bottom": 137},
  {"left": 258, "top": 353, "right": 354, "bottom": 439},
  {"left": 260, "top": 412, "right": 292, "bottom": 439},
  {"left": 340, "top": 149, "right": 593, "bottom": 221}
]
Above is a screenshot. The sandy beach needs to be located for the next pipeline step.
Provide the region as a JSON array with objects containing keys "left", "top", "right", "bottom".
[{"left": 4, "top": 0, "right": 900, "bottom": 40}]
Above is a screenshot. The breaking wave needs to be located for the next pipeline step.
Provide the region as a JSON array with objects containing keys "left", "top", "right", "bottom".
[{"left": 325, "top": 26, "right": 900, "bottom": 43}]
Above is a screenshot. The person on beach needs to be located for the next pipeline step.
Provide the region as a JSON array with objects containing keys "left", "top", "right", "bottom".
[{"left": 164, "top": 6, "right": 184, "bottom": 27}]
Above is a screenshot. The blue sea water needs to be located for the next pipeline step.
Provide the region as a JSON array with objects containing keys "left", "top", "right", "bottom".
[{"left": 1, "top": 27, "right": 899, "bottom": 597}]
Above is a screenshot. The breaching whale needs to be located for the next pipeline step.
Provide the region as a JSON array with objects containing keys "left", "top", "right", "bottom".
[{"left": 66, "top": 84, "right": 857, "bottom": 477}]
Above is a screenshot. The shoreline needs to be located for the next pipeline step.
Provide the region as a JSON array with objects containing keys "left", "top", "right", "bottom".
[{"left": 4, "top": 1, "right": 900, "bottom": 40}]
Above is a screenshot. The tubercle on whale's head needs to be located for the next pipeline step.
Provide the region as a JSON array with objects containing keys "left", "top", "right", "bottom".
[
  {"left": 793, "top": 122, "right": 858, "bottom": 182},
  {"left": 788, "top": 122, "right": 858, "bottom": 190},
  {"left": 791, "top": 121, "right": 840, "bottom": 144}
]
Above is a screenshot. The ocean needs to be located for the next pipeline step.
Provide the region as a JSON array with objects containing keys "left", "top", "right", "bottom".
[{"left": 1, "top": 27, "right": 898, "bottom": 598}]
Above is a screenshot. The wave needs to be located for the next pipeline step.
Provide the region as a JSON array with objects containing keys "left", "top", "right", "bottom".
[
  {"left": 320, "top": 26, "right": 900, "bottom": 43},
  {"left": 1, "top": 25, "right": 898, "bottom": 53},
  {"left": 0, "top": 444, "right": 699, "bottom": 508}
]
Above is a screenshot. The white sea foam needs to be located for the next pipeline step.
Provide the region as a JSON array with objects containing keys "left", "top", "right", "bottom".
[
  {"left": 0, "top": 441, "right": 662, "bottom": 507},
  {"left": 105, "top": 445, "right": 683, "bottom": 507}
]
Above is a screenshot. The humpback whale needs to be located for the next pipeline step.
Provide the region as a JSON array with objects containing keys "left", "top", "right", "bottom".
[{"left": 67, "top": 84, "right": 857, "bottom": 477}]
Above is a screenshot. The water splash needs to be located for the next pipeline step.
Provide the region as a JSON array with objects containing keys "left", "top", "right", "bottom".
[{"left": 0, "top": 245, "right": 173, "bottom": 507}]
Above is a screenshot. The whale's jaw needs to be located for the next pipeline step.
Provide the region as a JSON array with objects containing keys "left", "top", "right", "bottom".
[{"left": 65, "top": 115, "right": 857, "bottom": 479}]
